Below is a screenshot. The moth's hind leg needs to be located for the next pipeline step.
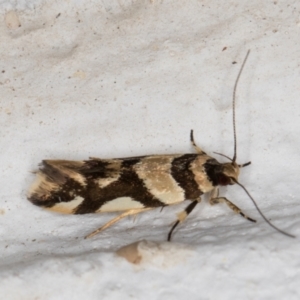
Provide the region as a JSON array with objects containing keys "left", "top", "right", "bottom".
[
  {"left": 168, "top": 199, "right": 200, "bottom": 241},
  {"left": 209, "top": 188, "right": 256, "bottom": 223},
  {"left": 190, "top": 130, "right": 206, "bottom": 155},
  {"left": 85, "top": 208, "right": 153, "bottom": 239}
]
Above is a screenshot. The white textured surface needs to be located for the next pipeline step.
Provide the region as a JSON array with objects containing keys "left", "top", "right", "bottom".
[{"left": 1, "top": 1, "right": 300, "bottom": 299}]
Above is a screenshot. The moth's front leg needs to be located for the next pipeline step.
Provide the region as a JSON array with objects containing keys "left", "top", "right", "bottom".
[
  {"left": 168, "top": 197, "right": 201, "bottom": 241},
  {"left": 209, "top": 188, "right": 256, "bottom": 223}
]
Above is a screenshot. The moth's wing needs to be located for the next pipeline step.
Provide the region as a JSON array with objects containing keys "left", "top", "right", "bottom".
[
  {"left": 27, "top": 155, "right": 196, "bottom": 214},
  {"left": 27, "top": 158, "right": 136, "bottom": 213},
  {"left": 90, "top": 155, "right": 148, "bottom": 161}
]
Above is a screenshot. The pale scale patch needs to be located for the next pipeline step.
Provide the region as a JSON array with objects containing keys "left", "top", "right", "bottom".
[
  {"left": 134, "top": 155, "right": 185, "bottom": 205},
  {"left": 48, "top": 196, "right": 84, "bottom": 214},
  {"left": 96, "top": 160, "right": 122, "bottom": 188},
  {"left": 27, "top": 172, "right": 59, "bottom": 199},
  {"left": 44, "top": 160, "right": 87, "bottom": 186},
  {"left": 190, "top": 155, "right": 214, "bottom": 193},
  {"left": 97, "top": 176, "right": 120, "bottom": 188},
  {"left": 67, "top": 172, "right": 86, "bottom": 186},
  {"left": 97, "top": 197, "right": 144, "bottom": 212}
]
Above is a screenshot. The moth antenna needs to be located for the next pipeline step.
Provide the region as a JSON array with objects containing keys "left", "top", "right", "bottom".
[
  {"left": 213, "top": 152, "right": 251, "bottom": 168},
  {"left": 213, "top": 151, "right": 232, "bottom": 161},
  {"left": 234, "top": 180, "right": 295, "bottom": 238},
  {"left": 239, "top": 161, "right": 251, "bottom": 168},
  {"left": 232, "top": 50, "right": 250, "bottom": 163}
]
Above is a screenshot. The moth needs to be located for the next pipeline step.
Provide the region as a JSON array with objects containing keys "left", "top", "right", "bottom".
[{"left": 27, "top": 50, "right": 294, "bottom": 240}]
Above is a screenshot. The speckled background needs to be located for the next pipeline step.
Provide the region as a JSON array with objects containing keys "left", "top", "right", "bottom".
[{"left": 0, "top": 1, "right": 300, "bottom": 299}]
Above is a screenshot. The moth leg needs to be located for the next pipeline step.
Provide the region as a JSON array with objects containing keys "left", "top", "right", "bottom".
[
  {"left": 209, "top": 188, "right": 256, "bottom": 223},
  {"left": 168, "top": 199, "right": 200, "bottom": 241},
  {"left": 190, "top": 130, "right": 206, "bottom": 155},
  {"left": 85, "top": 208, "right": 153, "bottom": 239}
]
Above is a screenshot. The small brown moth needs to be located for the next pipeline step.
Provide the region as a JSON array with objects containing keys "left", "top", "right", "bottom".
[{"left": 27, "top": 50, "right": 295, "bottom": 240}]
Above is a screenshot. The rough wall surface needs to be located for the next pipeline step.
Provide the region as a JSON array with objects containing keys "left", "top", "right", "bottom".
[{"left": 0, "top": 1, "right": 299, "bottom": 299}]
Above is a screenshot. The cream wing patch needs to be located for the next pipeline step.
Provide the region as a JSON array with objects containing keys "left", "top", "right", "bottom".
[
  {"left": 96, "top": 160, "right": 121, "bottom": 188},
  {"left": 190, "top": 155, "right": 214, "bottom": 193},
  {"left": 44, "top": 160, "right": 87, "bottom": 186},
  {"left": 27, "top": 172, "right": 59, "bottom": 199},
  {"left": 98, "top": 197, "right": 145, "bottom": 212},
  {"left": 48, "top": 196, "right": 85, "bottom": 214},
  {"left": 134, "top": 155, "right": 185, "bottom": 205}
]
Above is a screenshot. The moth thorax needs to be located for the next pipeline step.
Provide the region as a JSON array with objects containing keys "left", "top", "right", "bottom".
[{"left": 220, "top": 162, "right": 240, "bottom": 185}]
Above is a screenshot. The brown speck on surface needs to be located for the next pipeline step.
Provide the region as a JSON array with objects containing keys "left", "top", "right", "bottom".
[
  {"left": 5, "top": 11, "right": 21, "bottom": 29},
  {"left": 116, "top": 240, "right": 144, "bottom": 264}
]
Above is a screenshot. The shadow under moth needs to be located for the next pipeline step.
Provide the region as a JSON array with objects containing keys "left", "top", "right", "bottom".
[{"left": 27, "top": 50, "right": 294, "bottom": 241}]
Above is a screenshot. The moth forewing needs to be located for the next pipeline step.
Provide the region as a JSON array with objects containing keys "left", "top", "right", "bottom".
[
  {"left": 27, "top": 50, "right": 295, "bottom": 240},
  {"left": 27, "top": 154, "right": 213, "bottom": 214}
]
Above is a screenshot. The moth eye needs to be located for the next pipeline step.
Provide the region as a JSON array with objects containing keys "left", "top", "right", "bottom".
[{"left": 218, "top": 174, "right": 231, "bottom": 186}]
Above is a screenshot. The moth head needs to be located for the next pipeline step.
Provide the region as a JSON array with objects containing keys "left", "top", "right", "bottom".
[
  {"left": 219, "top": 162, "right": 240, "bottom": 186},
  {"left": 212, "top": 152, "right": 250, "bottom": 186}
]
